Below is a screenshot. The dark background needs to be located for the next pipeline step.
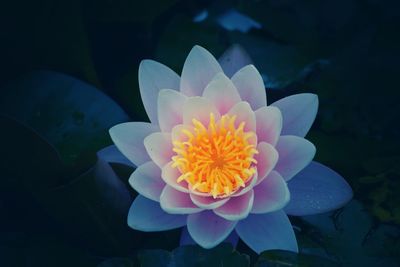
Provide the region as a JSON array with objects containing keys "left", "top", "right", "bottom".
[{"left": 0, "top": 0, "right": 399, "bottom": 266}]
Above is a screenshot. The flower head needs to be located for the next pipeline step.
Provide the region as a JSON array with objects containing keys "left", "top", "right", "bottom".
[{"left": 109, "top": 45, "right": 353, "bottom": 253}]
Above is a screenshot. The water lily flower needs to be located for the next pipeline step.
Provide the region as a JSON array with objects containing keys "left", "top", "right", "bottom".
[{"left": 109, "top": 45, "right": 353, "bottom": 253}]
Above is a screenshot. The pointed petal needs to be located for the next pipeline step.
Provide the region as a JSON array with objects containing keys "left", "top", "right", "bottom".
[
  {"left": 180, "top": 226, "right": 239, "bottom": 247},
  {"left": 160, "top": 185, "right": 203, "bottom": 214},
  {"left": 144, "top": 132, "right": 173, "bottom": 168},
  {"left": 180, "top": 45, "right": 223, "bottom": 96},
  {"left": 218, "top": 44, "right": 253, "bottom": 78},
  {"left": 139, "top": 60, "right": 180, "bottom": 123},
  {"left": 214, "top": 190, "right": 254, "bottom": 221},
  {"left": 252, "top": 171, "right": 290, "bottom": 214},
  {"left": 231, "top": 65, "right": 266, "bottom": 110},
  {"left": 129, "top": 161, "right": 165, "bottom": 202},
  {"left": 187, "top": 211, "right": 237, "bottom": 249},
  {"left": 161, "top": 162, "right": 190, "bottom": 193},
  {"left": 158, "top": 89, "right": 188, "bottom": 132},
  {"left": 202, "top": 73, "right": 241, "bottom": 114},
  {"left": 109, "top": 122, "right": 159, "bottom": 167},
  {"left": 255, "top": 106, "right": 282, "bottom": 146},
  {"left": 275, "top": 136, "right": 316, "bottom": 181},
  {"left": 235, "top": 210, "right": 298, "bottom": 253},
  {"left": 183, "top": 97, "right": 220, "bottom": 126},
  {"left": 254, "top": 142, "right": 279, "bottom": 185},
  {"left": 285, "top": 161, "right": 353, "bottom": 216},
  {"left": 227, "top": 101, "right": 256, "bottom": 133},
  {"left": 127, "top": 195, "right": 186, "bottom": 232},
  {"left": 190, "top": 194, "right": 230, "bottom": 209},
  {"left": 271, "top": 93, "right": 318, "bottom": 137}
]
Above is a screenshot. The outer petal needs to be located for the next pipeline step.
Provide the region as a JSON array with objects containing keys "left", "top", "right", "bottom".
[
  {"left": 158, "top": 89, "right": 187, "bottom": 132},
  {"left": 129, "top": 161, "right": 165, "bottom": 202},
  {"left": 190, "top": 194, "right": 230, "bottom": 210},
  {"left": 285, "top": 161, "right": 353, "bottom": 216},
  {"left": 214, "top": 190, "right": 254, "bottom": 221},
  {"left": 251, "top": 171, "right": 290, "bottom": 214},
  {"left": 227, "top": 101, "right": 256, "bottom": 133},
  {"left": 180, "top": 45, "right": 223, "bottom": 96},
  {"left": 161, "top": 162, "right": 190, "bottom": 193},
  {"left": 144, "top": 132, "right": 173, "bottom": 168},
  {"left": 160, "top": 186, "right": 203, "bottom": 214},
  {"left": 109, "top": 122, "right": 159, "bottom": 166},
  {"left": 183, "top": 97, "right": 220, "bottom": 126},
  {"left": 127, "top": 195, "right": 186, "bottom": 232},
  {"left": 275, "top": 136, "right": 316, "bottom": 181},
  {"left": 180, "top": 226, "right": 239, "bottom": 247},
  {"left": 254, "top": 142, "right": 279, "bottom": 185},
  {"left": 255, "top": 106, "right": 282, "bottom": 146},
  {"left": 139, "top": 60, "right": 180, "bottom": 123},
  {"left": 202, "top": 73, "right": 241, "bottom": 114},
  {"left": 187, "top": 211, "right": 237, "bottom": 249},
  {"left": 218, "top": 44, "right": 253, "bottom": 78},
  {"left": 271, "top": 93, "right": 318, "bottom": 137},
  {"left": 97, "top": 145, "right": 134, "bottom": 167},
  {"left": 231, "top": 65, "right": 266, "bottom": 110},
  {"left": 235, "top": 210, "right": 298, "bottom": 253}
]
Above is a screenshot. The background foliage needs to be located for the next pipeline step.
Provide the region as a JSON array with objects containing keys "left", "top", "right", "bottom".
[{"left": 0, "top": 0, "right": 399, "bottom": 266}]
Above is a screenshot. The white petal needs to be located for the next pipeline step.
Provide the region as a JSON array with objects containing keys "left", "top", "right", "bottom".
[
  {"left": 144, "top": 132, "right": 173, "bottom": 168},
  {"left": 109, "top": 122, "right": 159, "bottom": 166},
  {"left": 214, "top": 190, "right": 254, "bottom": 221},
  {"left": 160, "top": 185, "right": 203, "bottom": 214},
  {"left": 231, "top": 65, "right": 266, "bottom": 110},
  {"left": 202, "top": 72, "right": 241, "bottom": 114},
  {"left": 157, "top": 89, "right": 187, "bottom": 132},
  {"left": 139, "top": 60, "right": 180, "bottom": 123},
  {"left": 254, "top": 142, "right": 279, "bottom": 185},
  {"left": 183, "top": 97, "right": 220, "bottom": 126},
  {"left": 271, "top": 93, "right": 318, "bottom": 137},
  {"left": 180, "top": 45, "right": 223, "bottom": 96},
  {"left": 227, "top": 101, "right": 256, "bottom": 133},
  {"left": 255, "top": 106, "right": 282, "bottom": 146}
]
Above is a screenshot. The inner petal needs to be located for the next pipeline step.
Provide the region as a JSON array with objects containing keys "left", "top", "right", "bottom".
[{"left": 171, "top": 113, "right": 258, "bottom": 198}]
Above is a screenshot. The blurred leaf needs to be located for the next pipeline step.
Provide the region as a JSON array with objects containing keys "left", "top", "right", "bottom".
[
  {"left": 98, "top": 258, "right": 135, "bottom": 267},
  {"left": 0, "top": 71, "right": 129, "bottom": 172},
  {"left": 299, "top": 200, "right": 400, "bottom": 266},
  {"left": 135, "top": 244, "right": 250, "bottom": 267},
  {"left": 255, "top": 250, "right": 337, "bottom": 267}
]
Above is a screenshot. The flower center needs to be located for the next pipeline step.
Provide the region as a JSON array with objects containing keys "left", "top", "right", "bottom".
[{"left": 171, "top": 113, "right": 258, "bottom": 198}]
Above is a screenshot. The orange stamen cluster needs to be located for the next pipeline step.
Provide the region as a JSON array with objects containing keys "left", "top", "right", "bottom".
[{"left": 171, "top": 113, "right": 258, "bottom": 198}]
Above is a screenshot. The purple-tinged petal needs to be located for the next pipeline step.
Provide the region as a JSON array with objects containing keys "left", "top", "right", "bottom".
[
  {"left": 180, "top": 226, "right": 239, "bottom": 247},
  {"left": 227, "top": 101, "right": 256, "bottom": 133},
  {"left": 158, "top": 89, "right": 187, "bottom": 132},
  {"left": 187, "top": 211, "right": 237, "bottom": 249},
  {"left": 218, "top": 44, "right": 253, "bottom": 78},
  {"left": 271, "top": 93, "right": 318, "bottom": 137},
  {"left": 144, "top": 132, "right": 173, "bottom": 168},
  {"left": 214, "top": 190, "right": 254, "bottom": 221},
  {"left": 160, "top": 185, "right": 203, "bottom": 214},
  {"left": 235, "top": 210, "right": 298, "bottom": 253},
  {"left": 183, "top": 97, "right": 221, "bottom": 126},
  {"left": 202, "top": 73, "right": 241, "bottom": 114},
  {"left": 190, "top": 194, "right": 230, "bottom": 209},
  {"left": 285, "top": 161, "right": 353, "bottom": 216},
  {"left": 127, "top": 195, "right": 186, "bottom": 232},
  {"left": 139, "top": 60, "right": 180, "bottom": 123},
  {"left": 129, "top": 161, "right": 165, "bottom": 202},
  {"left": 254, "top": 142, "right": 278, "bottom": 185},
  {"left": 275, "top": 136, "right": 316, "bottom": 181},
  {"left": 180, "top": 45, "right": 223, "bottom": 97},
  {"left": 255, "top": 106, "right": 282, "bottom": 146},
  {"left": 232, "top": 169, "right": 258, "bottom": 197},
  {"left": 109, "top": 122, "right": 159, "bottom": 167},
  {"left": 161, "top": 162, "right": 190, "bottom": 193},
  {"left": 97, "top": 145, "right": 134, "bottom": 167},
  {"left": 231, "top": 65, "right": 266, "bottom": 110},
  {"left": 252, "top": 171, "right": 290, "bottom": 214}
]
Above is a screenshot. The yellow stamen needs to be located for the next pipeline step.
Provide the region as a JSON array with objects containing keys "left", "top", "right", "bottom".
[{"left": 171, "top": 113, "right": 258, "bottom": 198}]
